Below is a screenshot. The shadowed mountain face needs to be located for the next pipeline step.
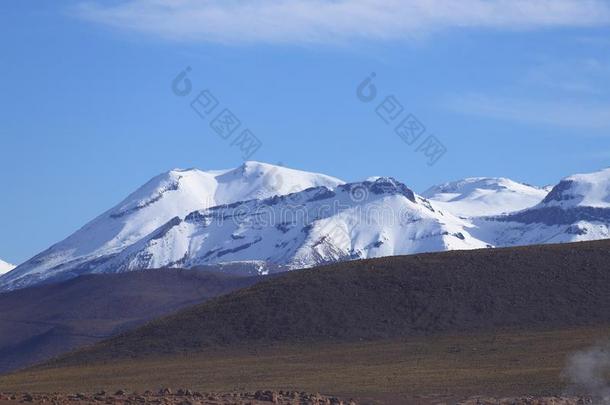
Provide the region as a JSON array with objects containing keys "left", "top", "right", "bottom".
[
  {"left": 49, "top": 239, "right": 610, "bottom": 366},
  {"left": 0, "top": 269, "right": 263, "bottom": 374}
]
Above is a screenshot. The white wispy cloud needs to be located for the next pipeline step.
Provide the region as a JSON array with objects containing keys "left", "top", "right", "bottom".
[
  {"left": 522, "top": 58, "right": 610, "bottom": 94},
  {"left": 72, "top": 0, "right": 610, "bottom": 44},
  {"left": 445, "top": 93, "right": 610, "bottom": 130}
]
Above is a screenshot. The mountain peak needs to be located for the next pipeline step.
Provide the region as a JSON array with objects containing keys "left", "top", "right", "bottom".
[
  {"left": 168, "top": 167, "right": 198, "bottom": 173},
  {"left": 241, "top": 160, "right": 277, "bottom": 171},
  {"left": 339, "top": 177, "right": 416, "bottom": 202},
  {"left": 90, "top": 174, "right": 485, "bottom": 273},
  {"left": 423, "top": 176, "right": 548, "bottom": 217},
  {"left": 541, "top": 168, "right": 610, "bottom": 208},
  {"left": 0, "top": 162, "right": 344, "bottom": 291},
  {"left": 475, "top": 168, "right": 610, "bottom": 247},
  {"left": 233, "top": 161, "right": 340, "bottom": 180},
  {"left": 424, "top": 177, "right": 541, "bottom": 195},
  {"left": 235, "top": 161, "right": 288, "bottom": 178}
]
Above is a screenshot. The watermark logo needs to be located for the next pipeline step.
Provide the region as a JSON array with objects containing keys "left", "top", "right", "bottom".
[
  {"left": 171, "top": 66, "right": 193, "bottom": 97},
  {"left": 190, "top": 90, "right": 219, "bottom": 118},
  {"left": 232, "top": 204, "right": 251, "bottom": 225},
  {"left": 395, "top": 114, "right": 426, "bottom": 146},
  {"left": 356, "top": 72, "right": 447, "bottom": 166},
  {"left": 172, "top": 67, "right": 262, "bottom": 161},
  {"left": 231, "top": 130, "right": 263, "bottom": 161},
  {"left": 415, "top": 135, "right": 447, "bottom": 167},
  {"left": 263, "top": 162, "right": 286, "bottom": 194},
  {"left": 325, "top": 224, "right": 351, "bottom": 250},
  {"left": 349, "top": 184, "right": 369, "bottom": 203},
  {"left": 356, "top": 72, "right": 377, "bottom": 103},
  {"left": 375, "top": 95, "right": 403, "bottom": 124},
  {"left": 210, "top": 108, "right": 241, "bottom": 140}
]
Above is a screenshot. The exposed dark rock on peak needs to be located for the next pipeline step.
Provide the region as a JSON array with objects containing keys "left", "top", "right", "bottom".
[
  {"left": 542, "top": 180, "right": 577, "bottom": 204},
  {"left": 338, "top": 177, "right": 416, "bottom": 203}
]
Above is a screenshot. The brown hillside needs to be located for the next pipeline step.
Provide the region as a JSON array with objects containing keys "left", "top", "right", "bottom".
[
  {"left": 48, "top": 240, "right": 610, "bottom": 365},
  {"left": 0, "top": 269, "right": 262, "bottom": 373}
]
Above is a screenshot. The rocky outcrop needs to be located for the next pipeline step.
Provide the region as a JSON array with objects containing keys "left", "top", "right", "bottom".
[
  {"left": 0, "top": 390, "right": 356, "bottom": 405},
  {"left": 457, "top": 396, "right": 592, "bottom": 405}
]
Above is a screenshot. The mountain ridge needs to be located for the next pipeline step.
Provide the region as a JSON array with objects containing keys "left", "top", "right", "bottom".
[
  {"left": 5, "top": 163, "right": 610, "bottom": 292},
  {"left": 422, "top": 177, "right": 549, "bottom": 217},
  {"left": 89, "top": 176, "right": 487, "bottom": 273},
  {"left": 472, "top": 168, "right": 610, "bottom": 247},
  {"left": 0, "top": 162, "right": 342, "bottom": 290}
]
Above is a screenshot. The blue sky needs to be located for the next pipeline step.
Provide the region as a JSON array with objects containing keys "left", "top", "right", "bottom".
[{"left": 2, "top": 0, "right": 610, "bottom": 263}]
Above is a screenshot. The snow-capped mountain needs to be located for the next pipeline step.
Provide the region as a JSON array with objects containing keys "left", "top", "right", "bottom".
[
  {"left": 83, "top": 177, "right": 488, "bottom": 274},
  {"left": 5, "top": 163, "right": 610, "bottom": 292},
  {"left": 422, "top": 177, "right": 549, "bottom": 217},
  {"left": 0, "top": 162, "right": 343, "bottom": 291},
  {"left": 473, "top": 168, "right": 610, "bottom": 246},
  {"left": 0, "top": 259, "right": 15, "bottom": 275}
]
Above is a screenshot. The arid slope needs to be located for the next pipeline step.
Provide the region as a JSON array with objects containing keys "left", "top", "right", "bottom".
[
  {"left": 48, "top": 240, "right": 610, "bottom": 365},
  {"left": 0, "top": 269, "right": 262, "bottom": 373}
]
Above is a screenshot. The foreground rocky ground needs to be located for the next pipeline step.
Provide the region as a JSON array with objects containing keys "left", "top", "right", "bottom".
[
  {"left": 456, "top": 397, "right": 593, "bottom": 405},
  {"left": 0, "top": 392, "right": 598, "bottom": 405},
  {"left": 0, "top": 390, "right": 356, "bottom": 405}
]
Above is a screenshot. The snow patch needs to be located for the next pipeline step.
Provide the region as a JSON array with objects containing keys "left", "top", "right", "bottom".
[
  {"left": 0, "top": 259, "right": 15, "bottom": 275},
  {"left": 423, "top": 177, "right": 549, "bottom": 217}
]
